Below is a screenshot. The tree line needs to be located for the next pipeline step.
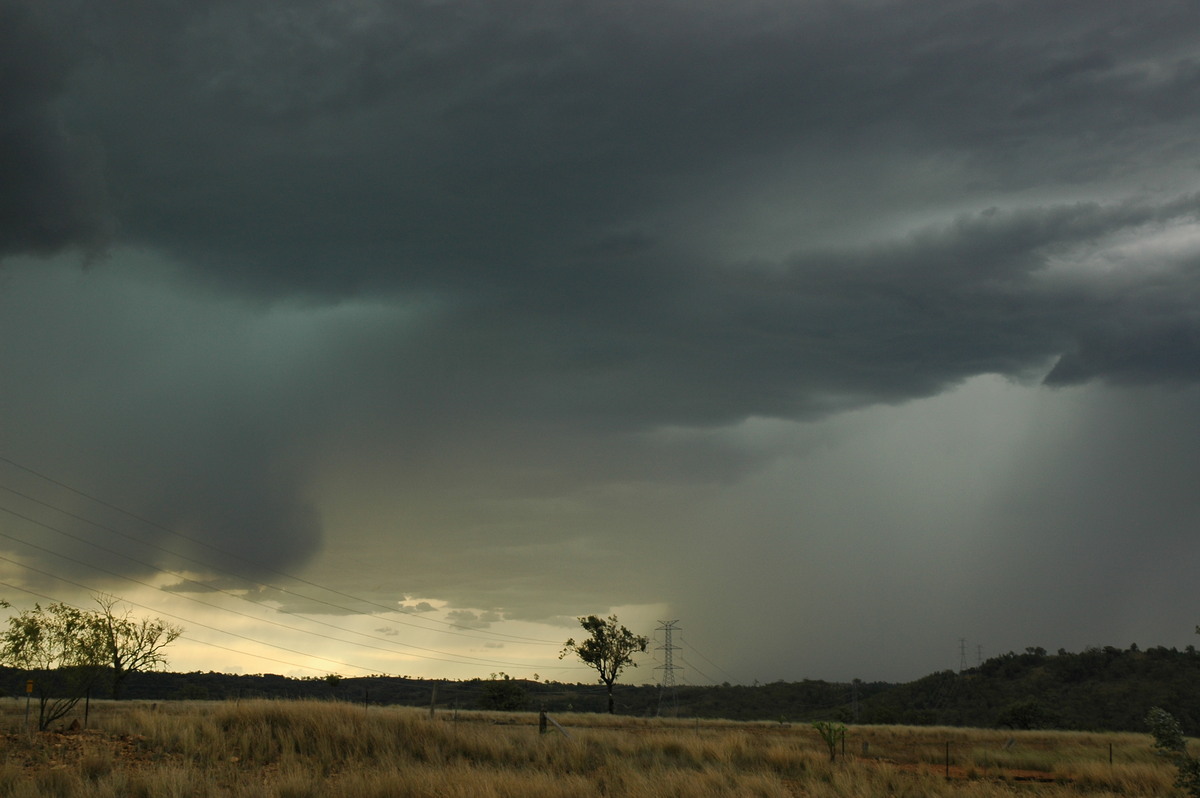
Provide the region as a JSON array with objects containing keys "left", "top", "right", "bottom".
[{"left": 6, "top": 601, "right": 1200, "bottom": 738}]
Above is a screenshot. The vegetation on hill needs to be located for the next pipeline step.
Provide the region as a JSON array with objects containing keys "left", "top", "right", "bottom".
[
  {"left": 3, "top": 643, "right": 1196, "bottom": 734},
  {"left": 859, "top": 645, "right": 1200, "bottom": 733}
]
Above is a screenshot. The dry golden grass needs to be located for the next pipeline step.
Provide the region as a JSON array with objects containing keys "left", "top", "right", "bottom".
[{"left": 0, "top": 699, "right": 1180, "bottom": 796}]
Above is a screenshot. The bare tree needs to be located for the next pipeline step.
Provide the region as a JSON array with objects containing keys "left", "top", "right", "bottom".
[
  {"left": 93, "top": 594, "right": 182, "bottom": 699},
  {"left": 560, "top": 614, "right": 648, "bottom": 714}
]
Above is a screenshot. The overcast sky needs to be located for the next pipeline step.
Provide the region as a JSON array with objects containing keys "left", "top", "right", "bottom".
[{"left": 3, "top": 0, "right": 1200, "bottom": 685}]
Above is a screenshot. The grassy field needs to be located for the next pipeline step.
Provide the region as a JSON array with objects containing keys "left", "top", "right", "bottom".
[{"left": 0, "top": 699, "right": 1180, "bottom": 796}]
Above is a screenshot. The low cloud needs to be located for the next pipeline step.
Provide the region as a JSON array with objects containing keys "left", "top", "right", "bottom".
[{"left": 444, "top": 610, "right": 503, "bottom": 630}]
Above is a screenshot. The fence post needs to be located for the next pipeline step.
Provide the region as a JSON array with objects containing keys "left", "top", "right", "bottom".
[
  {"left": 945, "top": 741, "right": 950, "bottom": 779},
  {"left": 544, "top": 713, "right": 571, "bottom": 739}
]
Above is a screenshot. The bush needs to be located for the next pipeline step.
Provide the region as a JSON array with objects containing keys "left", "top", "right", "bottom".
[{"left": 1147, "top": 706, "right": 1200, "bottom": 797}]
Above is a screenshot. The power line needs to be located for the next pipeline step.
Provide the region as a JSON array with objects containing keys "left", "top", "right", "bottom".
[
  {"left": 0, "top": 542, "right": 544, "bottom": 673},
  {"left": 0, "top": 455, "right": 559, "bottom": 644},
  {"left": 678, "top": 656, "right": 716, "bottom": 686},
  {"left": 0, "top": 506, "right": 578, "bottom": 672},
  {"left": 678, "top": 632, "right": 737, "bottom": 684},
  {"left": 0, "top": 479, "right": 555, "bottom": 647},
  {"left": 0, "top": 496, "right": 564, "bottom": 668},
  {"left": 0, "top": 454, "right": 561, "bottom": 646},
  {"left": 0, "top": 577, "right": 355, "bottom": 676},
  {"left": 0, "top": 567, "right": 382, "bottom": 675}
]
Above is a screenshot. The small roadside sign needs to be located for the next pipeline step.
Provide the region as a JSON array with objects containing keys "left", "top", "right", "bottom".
[{"left": 25, "top": 680, "right": 32, "bottom": 694}]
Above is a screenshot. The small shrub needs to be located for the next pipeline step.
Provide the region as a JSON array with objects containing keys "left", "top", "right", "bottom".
[
  {"left": 80, "top": 748, "right": 116, "bottom": 781},
  {"left": 811, "top": 721, "right": 845, "bottom": 762}
]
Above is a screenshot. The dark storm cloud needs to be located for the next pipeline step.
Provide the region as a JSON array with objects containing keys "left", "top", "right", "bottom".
[
  {"left": 0, "top": 1, "right": 111, "bottom": 257},
  {"left": 24, "top": 0, "right": 1196, "bottom": 405},
  {"left": 6, "top": 0, "right": 1200, "bottom": 669},
  {"left": 359, "top": 197, "right": 1200, "bottom": 433},
  {"left": 21, "top": 0, "right": 1200, "bottom": 291},
  {"left": 0, "top": 259, "right": 324, "bottom": 584}
]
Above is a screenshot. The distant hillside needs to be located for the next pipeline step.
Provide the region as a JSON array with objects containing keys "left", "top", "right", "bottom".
[
  {"left": 856, "top": 645, "right": 1200, "bottom": 734},
  {"left": 4, "top": 644, "right": 1197, "bottom": 734}
]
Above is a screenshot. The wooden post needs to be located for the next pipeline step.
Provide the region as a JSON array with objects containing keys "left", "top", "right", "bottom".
[
  {"left": 85, "top": 688, "right": 90, "bottom": 727},
  {"left": 429, "top": 685, "right": 437, "bottom": 719},
  {"left": 539, "top": 709, "right": 548, "bottom": 734},
  {"left": 945, "top": 741, "right": 951, "bottom": 779},
  {"left": 544, "top": 714, "right": 571, "bottom": 739}
]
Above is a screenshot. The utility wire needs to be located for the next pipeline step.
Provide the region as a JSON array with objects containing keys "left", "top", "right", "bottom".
[
  {"left": 0, "top": 577, "right": 348, "bottom": 676},
  {"left": 0, "top": 496, "right": 574, "bottom": 669},
  {"left": 679, "top": 657, "right": 716, "bottom": 685},
  {"left": 0, "top": 565, "right": 380, "bottom": 675},
  {"left": 0, "top": 480, "right": 554, "bottom": 647},
  {"left": 679, "top": 633, "right": 738, "bottom": 684},
  {"left": 0, "top": 454, "right": 560, "bottom": 645},
  {"left": 0, "top": 507, "right": 573, "bottom": 672}
]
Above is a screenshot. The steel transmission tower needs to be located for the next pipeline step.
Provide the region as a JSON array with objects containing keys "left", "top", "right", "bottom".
[{"left": 656, "top": 620, "right": 682, "bottom": 716}]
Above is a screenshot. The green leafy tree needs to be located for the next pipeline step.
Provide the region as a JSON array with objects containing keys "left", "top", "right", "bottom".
[
  {"left": 479, "top": 672, "right": 528, "bottom": 711},
  {"left": 560, "top": 614, "right": 648, "bottom": 714},
  {"left": 996, "top": 698, "right": 1051, "bottom": 730},
  {"left": 93, "top": 594, "right": 182, "bottom": 699},
  {"left": 1147, "top": 706, "right": 1200, "bottom": 796},
  {"left": 0, "top": 601, "right": 107, "bottom": 729}
]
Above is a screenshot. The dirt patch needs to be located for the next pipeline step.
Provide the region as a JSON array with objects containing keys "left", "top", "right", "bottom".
[
  {"left": 781, "top": 758, "right": 1062, "bottom": 796},
  {"left": 885, "top": 760, "right": 1059, "bottom": 783},
  {"left": 1, "top": 728, "right": 181, "bottom": 775}
]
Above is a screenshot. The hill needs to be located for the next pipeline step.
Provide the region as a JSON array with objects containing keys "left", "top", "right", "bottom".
[
  {"left": 857, "top": 645, "right": 1200, "bottom": 733},
  {"left": 3, "top": 644, "right": 1197, "bottom": 734}
]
